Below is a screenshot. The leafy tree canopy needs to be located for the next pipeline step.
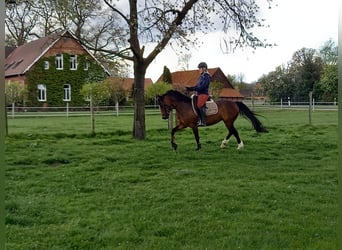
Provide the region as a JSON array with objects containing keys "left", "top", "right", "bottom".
[{"left": 259, "top": 40, "right": 337, "bottom": 103}]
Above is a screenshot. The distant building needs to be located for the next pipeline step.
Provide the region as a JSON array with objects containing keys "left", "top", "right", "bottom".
[
  {"left": 106, "top": 77, "right": 153, "bottom": 102},
  {"left": 5, "top": 30, "right": 110, "bottom": 106},
  {"left": 157, "top": 67, "right": 243, "bottom": 101}
]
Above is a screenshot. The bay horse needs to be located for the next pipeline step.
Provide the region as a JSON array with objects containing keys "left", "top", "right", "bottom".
[{"left": 157, "top": 90, "right": 267, "bottom": 151}]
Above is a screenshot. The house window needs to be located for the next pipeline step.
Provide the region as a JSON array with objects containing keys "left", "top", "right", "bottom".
[
  {"left": 37, "top": 84, "right": 47, "bottom": 102},
  {"left": 70, "top": 55, "right": 77, "bottom": 70},
  {"left": 63, "top": 84, "right": 71, "bottom": 101},
  {"left": 44, "top": 61, "right": 49, "bottom": 70},
  {"left": 84, "top": 61, "right": 89, "bottom": 71},
  {"left": 56, "top": 54, "right": 63, "bottom": 69}
]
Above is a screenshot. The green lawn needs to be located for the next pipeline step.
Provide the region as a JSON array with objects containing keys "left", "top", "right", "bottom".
[{"left": 5, "top": 109, "right": 337, "bottom": 249}]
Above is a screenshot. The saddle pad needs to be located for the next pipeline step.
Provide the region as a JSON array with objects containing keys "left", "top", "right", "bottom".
[
  {"left": 205, "top": 100, "right": 218, "bottom": 116},
  {"left": 191, "top": 95, "right": 218, "bottom": 116}
]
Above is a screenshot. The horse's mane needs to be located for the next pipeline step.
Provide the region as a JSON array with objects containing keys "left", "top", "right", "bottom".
[{"left": 164, "top": 90, "right": 191, "bottom": 103}]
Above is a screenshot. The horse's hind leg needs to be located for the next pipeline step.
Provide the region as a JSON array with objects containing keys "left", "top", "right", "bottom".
[
  {"left": 231, "top": 126, "right": 244, "bottom": 149},
  {"left": 221, "top": 125, "right": 243, "bottom": 150},
  {"left": 220, "top": 131, "right": 232, "bottom": 148}
]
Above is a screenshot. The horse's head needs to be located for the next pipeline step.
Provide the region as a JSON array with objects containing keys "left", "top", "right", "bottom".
[{"left": 157, "top": 94, "right": 172, "bottom": 119}]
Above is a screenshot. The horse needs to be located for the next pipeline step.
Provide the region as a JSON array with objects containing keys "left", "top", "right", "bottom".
[{"left": 157, "top": 90, "right": 267, "bottom": 151}]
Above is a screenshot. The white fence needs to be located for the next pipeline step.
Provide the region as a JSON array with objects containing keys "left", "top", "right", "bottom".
[
  {"left": 6, "top": 105, "right": 162, "bottom": 118},
  {"left": 6, "top": 101, "right": 338, "bottom": 118},
  {"left": 243, "top": 99, "right": 338, "bottom": 112}
]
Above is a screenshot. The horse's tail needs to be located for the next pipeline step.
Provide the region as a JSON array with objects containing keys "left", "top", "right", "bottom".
[{"left": 236, "top": 102, "right": 268, "bottom": 133}]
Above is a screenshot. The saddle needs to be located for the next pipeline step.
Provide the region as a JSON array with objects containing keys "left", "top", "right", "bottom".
[{"left": 191, "top": 95, "right": 218, "bottom": 116}]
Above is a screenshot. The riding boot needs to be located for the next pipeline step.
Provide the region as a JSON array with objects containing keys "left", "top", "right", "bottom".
[{"left": 197, "top": 106, "right": 206, "bottom": 126}]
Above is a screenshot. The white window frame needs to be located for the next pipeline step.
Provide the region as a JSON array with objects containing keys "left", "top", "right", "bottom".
[
  {"left": 63, "top": 84, "right": 71, "bottom": 101},
  {"left": 37, "top": 84, "right": 47, "bottom": 102},
  {"left": 84, "top": 61, "right": 89, "bottom": 71},
  {"left": 44, "top": 61, "right": 49, "bottom": 70},
  {"left": 56, "top": 54, "right": 63, "bottom": 70},
  {"left": 70, "top": 55, "right": 77, "bottom": 70}
]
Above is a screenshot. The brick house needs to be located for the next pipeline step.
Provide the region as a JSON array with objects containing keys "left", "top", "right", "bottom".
[
  {"left": 157, "top": 67, "right": 244, "bottom": 101},
  {"left": 5, "top": 30, "right": 110, "bottom": 106}
]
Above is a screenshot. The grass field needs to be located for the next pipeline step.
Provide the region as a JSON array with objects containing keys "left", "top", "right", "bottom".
[{"left": 5, "top": 109, "right": 337, "bottom": 249}]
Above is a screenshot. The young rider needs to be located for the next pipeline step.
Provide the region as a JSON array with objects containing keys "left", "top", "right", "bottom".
[{"left": 186, "top": 62, "right": 211, "bottom": 126}]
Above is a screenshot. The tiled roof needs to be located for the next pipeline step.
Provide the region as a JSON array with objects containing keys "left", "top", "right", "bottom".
[
  {"left": 158, "top": 67, "right": 233, "bottom": 87},
  {"left": 5, "top": 30, "right": 110, "bottom": 77},
  {"left": 5, "top": 30, "right": 65, "bottom": 76},
  {"left": 157, "top": 67, "right": 243, "bottom": 98},
  {"left": 219, "top": 88, "right": 244, "bottom": 98}
]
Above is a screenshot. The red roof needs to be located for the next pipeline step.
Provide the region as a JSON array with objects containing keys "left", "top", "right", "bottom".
[
  {"left": 5, "top": 30, "right": 110, "bottom": 77},
  {"left": 157, "top": 67, "right": 243, "bottom": 98},
  {"left": 5, "top": 31, "right": 65, "bottom": 76},
  {"left": 219, "top": 88, "right": 244, "bottom": 98}
]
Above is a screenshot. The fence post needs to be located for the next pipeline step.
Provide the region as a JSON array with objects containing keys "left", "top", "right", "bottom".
[
  {"left": 11, "top": 102, "right": 14, "bottom": 118},
  {"left": 309, "top": 91, "right": 312, "bottom": 125},
  {"left": 280, "top": 98, "right": 283, "bottom": 109},
  {"left": 90, "top": 96, "right": 95, "bottom": 134},
  {"left": 66, "top": 102, "right": 69, "bottom": 118}
]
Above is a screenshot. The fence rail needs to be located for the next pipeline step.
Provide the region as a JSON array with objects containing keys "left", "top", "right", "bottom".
[
  {"left": 6, "top": 101, "right": 338, "bottom": 118},
  {"left": 6, "top": 105, "right": 162, "bottom": 118}
]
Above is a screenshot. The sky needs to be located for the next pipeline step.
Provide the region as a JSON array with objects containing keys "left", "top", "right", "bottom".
[{"left": 144, "top": 0, "right": 338, "bottom": 83}]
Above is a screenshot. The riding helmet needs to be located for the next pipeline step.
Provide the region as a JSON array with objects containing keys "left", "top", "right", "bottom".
[{"left": 198, "top": 62, "right": 208, "bottom": 69}]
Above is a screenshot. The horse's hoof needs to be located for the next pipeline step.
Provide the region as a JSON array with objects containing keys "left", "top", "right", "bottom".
[
  {"left": 220, "top": 139, "right": 229, "bottom": 149},
  {"left": 196, "top": 144, "right": 202, "bottom": 151},
  {"left": 237, "top": 141, "right": 244, "bottom": 150},
  {"left": 172, "top": 143, "right": 178, "bottom": 151}
]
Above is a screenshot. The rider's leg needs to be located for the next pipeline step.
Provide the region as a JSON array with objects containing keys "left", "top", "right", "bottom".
[{"left": 197, "top": 94, "right": 208, "bottom": 127}]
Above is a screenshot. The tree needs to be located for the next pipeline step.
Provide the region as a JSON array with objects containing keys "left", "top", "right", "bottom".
[
  {"left": 209, "top": 81, "right": 224, "bottom": 100},
  {"left": 80, "top": 81, "right": 110, "bottom": 134},
  {"left": 5, "top": 81, "right": 27, "bottom": 106},
  {"left": 314, "top": 64, "right": 338, "bottom": 102},
  {"left": 5, "top": 1, "right": 39, "bottom": 45},
  {"left": 259, "top": 65, "right": 295, "bottom": 102},
  {"left": 102, "top": 0, "right": 273, "bottom": 139},
  {"left": 177, "top": 53, "right": 191, "bottom": 70},
  {"left": 161, "top": 66, "right": 173, "bottom": 84},
  {"left": 319, "top": 39, "right": 338, "bottom": 65},
  {"left": 5, "top": 81, "right": 27, "bottom": 118},
  {"left": 259, "top": 40, "right": 337, "bottom": 103},
  {"left": 288, "top": 48, "right": 323, "bottom": 101},
  {"left": 227, "top": 74, "right": 238, "bottom": 88},
  {"left": 315, "top": 39, "right": 338, "bottom": 102},
  {"left": 102, "top": 78, "right": 128, "bottom": 106},
  {"left": 145, "top": 82, "right": 172, "bottom": 105}
]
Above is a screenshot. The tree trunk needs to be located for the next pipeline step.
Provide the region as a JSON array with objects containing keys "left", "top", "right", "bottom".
[{"left": 132, "top": 61, "right": 147, "bottom": 139}]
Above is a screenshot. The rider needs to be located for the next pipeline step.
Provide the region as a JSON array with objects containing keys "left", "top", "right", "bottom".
[{"left": 186, "top": 62, "right": 211, "bottom": 126}]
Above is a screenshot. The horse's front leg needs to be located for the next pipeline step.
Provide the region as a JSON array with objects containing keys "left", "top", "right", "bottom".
[
  {"left": 192, "top": 127, "right": 201, "bottom": 150},
  {"left": 171, "top": 125, "right": 181, "bottom": 151}
]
